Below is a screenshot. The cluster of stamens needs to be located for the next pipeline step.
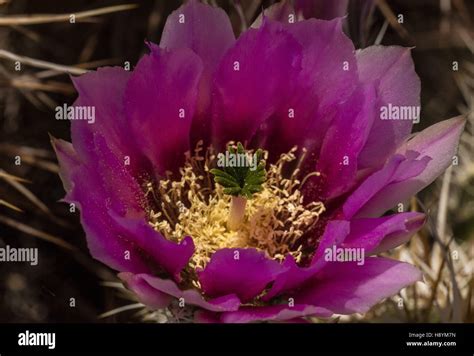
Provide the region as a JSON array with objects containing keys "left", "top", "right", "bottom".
[{"left": 144, "top": 142, "right": 325, "bottom": 273}]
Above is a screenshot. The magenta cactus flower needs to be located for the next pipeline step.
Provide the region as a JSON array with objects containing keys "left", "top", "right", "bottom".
[{"left": 52, "top": 0, "right": 464, "bottom": 323}]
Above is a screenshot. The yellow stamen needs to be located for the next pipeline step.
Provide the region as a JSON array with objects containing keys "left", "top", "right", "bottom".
[{"left": 145, "top": 142, "right": 325, "bottom": 271}]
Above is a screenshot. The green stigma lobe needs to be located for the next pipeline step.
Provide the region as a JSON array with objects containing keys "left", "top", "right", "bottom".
[{"left": 210, "top": 142, "right": 267, "bottom": 199}]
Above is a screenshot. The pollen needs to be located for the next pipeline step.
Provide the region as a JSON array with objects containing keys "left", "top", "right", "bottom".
[{"left": 144, "top": 142, "right": 325, "bottom": 271}]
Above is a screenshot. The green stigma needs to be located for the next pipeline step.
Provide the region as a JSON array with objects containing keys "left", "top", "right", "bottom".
[
  {"left": 210, "top": 142, "right": 267, "bottom": 230},
  {"left": 210, "top": 142, "right": 266, "bottom": 199}
]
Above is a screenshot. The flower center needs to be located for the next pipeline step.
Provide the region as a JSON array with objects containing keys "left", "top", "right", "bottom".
[{"left": 143, "top": 142, "right": 325, "bottom": 272}]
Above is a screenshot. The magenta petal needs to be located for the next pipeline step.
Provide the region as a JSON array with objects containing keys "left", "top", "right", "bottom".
[
  {"left": 159, "top": 0, "right": 234, "bottom": 147},
  {"left": 198, "top": 248, "right": 284, "bottom": 302},
  {"left": 220, "top": 304, "right": 332, "bottom": 323},
  {"left": 343, "top": 152, "right": 430, "bottom": 218},
  {"left": 343, "top": 212, "right": 426, "bottom": 254},
  {"left": 358, "top": 46, "right": 420, "bottom": 168},
  {"left": 56, "top": 134, "right": 183, "bottom": 275},
  {"left": 264, "top": 220, "right": 350, "bottom": 300},
  {"left": 212, "top": 20, "right": 303, "bottom": 148},
  {"left": 111, "top": 216, "right": 194, "bottom": 281},
  {"left": 283, "top": 18, "right": 359, "bottom": 169},
  {"left": 348, "top": 117, "right": 465, "bottom": 218},
  {"left": 370, "top": 217, "right": 426, "bottom": 255},
  {"left": 386, "top": 115, "right": 466, "bottom": 196},
  {"left": 262, "top": 254, "right": 314, "bottom": 301},
  {"left": 70, "top": 67, "right": 138, "bottom": 165},
  {"left": 87, "top": 135, "right": 144, "bottom": 215},
  {"left": 125, "top": 44, "right": 203, "bottom": 176},
  {"left": 316, "top": 84, "right": 377, "bottom": 199},
  {"left": 51, "top": 138, "right": 82, "bottom": 193},
  {"left": 296, "top": 257, "right": 422, "bottom": 314},
  {"left": 312, "top": 220, "right": 351, "bottom": 262},
  {"left": 119, "top": 272, "right": 240, "bottom": 312},
  {"left": 69, "top": 203, "right": 151, "bottom": 274},
  {"left": 65, "top": 165, "right": 151, "bottom": 273},
  {"left": 257, "top": 18, "right": 360, "bottom": 162},
  {"left": 119, "top": 272, "right": 172, "bottom": 309},
  {"left": 160, "top": 0, "right": 234, "bottom": 71},
  {"left": 288, "top": 18, "right": 357, "bottom": 121}
]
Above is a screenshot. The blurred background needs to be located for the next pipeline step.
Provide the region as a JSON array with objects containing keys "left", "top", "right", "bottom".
[{"left": 0, "top": 0, "right": 472, "bottom": 323}]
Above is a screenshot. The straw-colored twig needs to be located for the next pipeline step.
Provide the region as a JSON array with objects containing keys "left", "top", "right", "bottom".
[
  {"left": 0, "top": 214, "right": 76, "bottom": 251},
  {"left": 0, "top": 199, "right": 23, "bottom": 212},
  {"left": 0, "top": 49, "right": 87, "bottom": 75},
  {"left": 10, "top": 77, "right": 75, "bottom": 95},
  {"left": 0, "top": 168, "right": 51, "bottom": 215},
  {"left": 0, "top": 4, "right": 138, "bottom": 26},
  {"left": 98, "top": 303, "right": 144, "bottom": 319},
  {"left": 375, "top": 0, "right": 412, "bottom": 41}
]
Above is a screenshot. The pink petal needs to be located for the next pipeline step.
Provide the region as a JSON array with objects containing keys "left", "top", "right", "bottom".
[
  {"left": 343, "top": 212, "right": 426, "bottom": 254},
  {"left": 396, "top": 116, "right": 466, "bottom": 186},
  {"left": 70, "top": 67, "right": 141, "bottom": 169},
  {"left": 51, "top": 137, "right": 81, "bottom": 193},
  {"left": 125, "top": 44, "right": 203, "bottom": 176},
  {"left": 160, "top": 0, "right": 235, "bottom": 71},
  {"left": 220, "top": 304, "right": 332, "bottom": 323},
  {"left": 198, "top": 248, "right": 284, "bottom": 303},
  {"left": 357, "top": 46, "right": 420, "bottom": 169},
  {"left": 343, "top": 152, "right": 430, "bottom": 218},
  {"left": 316, "top": 84, "right": 377, "bottom": 198},
  {"left": 159, "top": 0, "right": 235, "bottom": 146},
  {"left": 119, "top": 272, "right": 172, "bottom": 309},
  {"left": 296, "top": 257, "right": 422, "bottom": 314},
  {"left": 111, "top": 215, "right": 194, "bottom": 281},
  {"left": 350, "top": 116, "right": 465, "bottom": 217},
  {"left": 211, "top": 20, "right": 303, "bottom": 149},
  {"left": 119, "top": 272, "right": 241, "bottom": 312},
  {"left": 264, "top": 220, "right": 350, "bottom": 300}
]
